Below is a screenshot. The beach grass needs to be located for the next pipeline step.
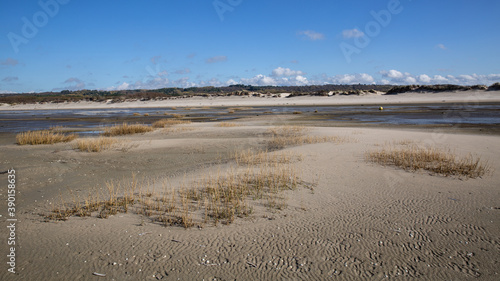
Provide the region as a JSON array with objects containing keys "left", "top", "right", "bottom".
[
  {"left": 217, "top": 122, "right": 239, "bottom": 127},
  {"left": 44, "top": 150, "right": 301, "bottom": 227},
  {"left": 102, "top": 123, "right": 153, "bottom": 136},
  {"left": 152, "top": 119, "right": 192, "bottom": 128},
  {"left": 367, "top": 145, "right": 489, "bottom": 179},
  {"left": 16, "top": 129, "right": 77, "bottom": 145},
  {"left": 267, "top": 125, "right": 349, "bottom": 149},
  {"left": 73, "top": 137, "right": 118, "bottom": 152}
]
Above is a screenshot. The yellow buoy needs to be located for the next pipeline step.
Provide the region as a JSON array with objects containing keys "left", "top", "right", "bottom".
[{"left": 379, "top": 106, "right": 383, "bottom": 110}]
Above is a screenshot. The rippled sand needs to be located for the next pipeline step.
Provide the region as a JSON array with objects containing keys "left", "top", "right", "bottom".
[{"left": 1, "top": 113, "right": 499, "bottom": 280}]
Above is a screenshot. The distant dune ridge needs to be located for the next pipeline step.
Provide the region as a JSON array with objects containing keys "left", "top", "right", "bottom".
[
  {"left": 1, "top": 83, "right": 500, "bottom": 106},
  {"left": 385, "top": 83, "right": 500, "bottom": 95}
]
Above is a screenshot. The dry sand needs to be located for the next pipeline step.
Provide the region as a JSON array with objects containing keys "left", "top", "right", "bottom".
[
  {"left": 1, "top": 90, "right": 500, "bottom": 111},
  {"left": 0, "top": 95, "right": 499, "bottom": 280}
]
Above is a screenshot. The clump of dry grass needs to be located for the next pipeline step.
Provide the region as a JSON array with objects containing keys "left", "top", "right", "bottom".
[
  {"left": 102, "top": 123, "right": 153, "bottom": 136},
  {"left": 217, "top": 122, "right": 239, "bottom": 127},
  {"left": 170, "top": 113, "right": 184, "bottom": 119},
  {"left": 234, "top": 149, "right": 301, "bottom": 165},
  {"left": 269, "top": 125, "right": 307, "bottom": 138},
  {"left": 267, "top": 125, "right": 349, "bottom": 149},
  {"left": 16, "top": 129, "right": 76, "bottom": 145},
  {"left": 199, "top": 159, "right": 298, "bottom": 225},
  {"left": 366, "top": 145, "right": 489, "bottom": 179},
  {"left": 45, "top": 177, "right": 140, "bottom": 221},
  {"left": 73, "top": 137, "right": 118, "bottom": 152},
  {"left": 152, "top": 119, "right": 192, "bottom": 128}
]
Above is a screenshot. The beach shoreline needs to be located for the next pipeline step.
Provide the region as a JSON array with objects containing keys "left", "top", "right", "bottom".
[{"left": 1, "top": 90, "right": 500, "bottom": 111}]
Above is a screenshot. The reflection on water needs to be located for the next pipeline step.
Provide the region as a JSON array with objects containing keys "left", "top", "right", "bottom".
[{"left": 0, "top": 103, "right": 499, "bottom": 133}]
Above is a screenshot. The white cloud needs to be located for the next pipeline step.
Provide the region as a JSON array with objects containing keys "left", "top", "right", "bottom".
[
  {"left": 240, "top": 69, "right": 310, "bottom": 86},
  {"left": 298, "top": 30, "right": 325, "bottom": 41},
  {"left": 130, "top": 77, "right": 171, "bottom": 90},
  {"left": 380, "top": 69, "right": 404, "bottom": 79},
  {"left": 436, "top": 44, "right": 447, "bottom": 50},
  {"left": 294, "top": 75, "right": 308, "bottom": 85},
  {"left": 271, "top": 67, "right": 304, "bottom": 77},
  {"left": 379, "top": 70, "right": 500, "bottom": 85},
  {"left": 433, "top": 75, "right": 449, "bottom": 83},
  {"left": 206, "top": 56, "right": 227, "bottom": 64},
  {"left": 487, "top": 74, "right": 500, "bottom": 80},
  {"left": 342, "top": 28, "right": 364, "bottom": 39},
  {"left": 173, "top": 77, "right": 196, "bottom": 88},
  {"left": 116, "top": 82, "right": 130, "bottom": 91},
  {"left": 226, "top": 79, "right": 238, "bottom": 85},
  {"left": 61, "top": 77, "right": 86, "bottom": 90},
  {"left": 418, "top": 74, "right": 431, "bottom": 84},
  {"left": 405, "top": 77, "right": 417, "bottom": 84},
  {"left": 240, "top": 74, "right": 277, "bottom": 86},
  {"left": 158, "top": 71, "right": 168, "bottom": 77},
  {"left": 103, "top": 69, "right": 500, "bottom": 90},
  {"left": 174, "top": 68, "right": 191, "bottom": 75},
  {"left": 197, "top": 78, "right": 224, "bottom": 87},
  {"left": 324, "top": 73, "right": 374, "bottom": 85},
  {"left": 380, "top": 70, "right": 418, "bottom": 84},
  {"left": 457, "top": 74, "right": 476, "bottom": 82}
]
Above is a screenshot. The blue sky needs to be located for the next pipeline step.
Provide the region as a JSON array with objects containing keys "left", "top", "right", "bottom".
[{"left": 1, "top": 0, "right": 499, "bottom": 93}]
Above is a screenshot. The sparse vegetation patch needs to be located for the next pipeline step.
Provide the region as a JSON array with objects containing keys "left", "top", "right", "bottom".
[
  {"left": 267, "top": 125, "right": 349, "bottom": 149},
  {"left": 102, "top": 123, "right": 153, "bottom": 136},
  {"left": 152, "top": 119, "right": 191, "bottom": 128},
  {"left": 366, "top": 145, "right": 489, "bottom": 179},
  {"left": 217, "top": 122, "right": 239, "bottom": 127},
  {"left": 16, "top": 129, "right": 76, "bottom": 145},
  {"left": 74, "top": 137, "right": 119, "bottom": 152},
  {"left": 44, "top": 151, "right": 302, "bottom": 227}
]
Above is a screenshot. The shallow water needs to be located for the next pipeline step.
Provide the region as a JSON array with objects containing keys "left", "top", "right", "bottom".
[{"left": 1, "top": 103, "right": 499, "bottom": 133}]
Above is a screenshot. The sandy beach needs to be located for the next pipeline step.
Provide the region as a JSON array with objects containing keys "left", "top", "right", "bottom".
[
  {"left": 0, "top": 93, "right": 499, "bottom": 280},
  {"left": 2, "top": 90, "right": 500, "bottom": 111}
]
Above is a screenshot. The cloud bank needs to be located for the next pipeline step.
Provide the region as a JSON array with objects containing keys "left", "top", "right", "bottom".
[{"left": 103, "top": 67, "right": 500, "bottom": 91}]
